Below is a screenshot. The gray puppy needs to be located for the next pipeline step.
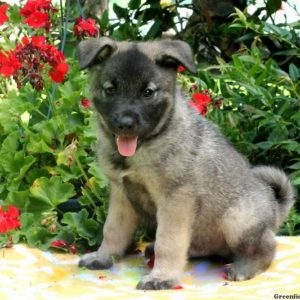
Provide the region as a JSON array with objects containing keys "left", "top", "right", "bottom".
[{"left": 77, "top": 37, "right": 295, "bottom": 290}]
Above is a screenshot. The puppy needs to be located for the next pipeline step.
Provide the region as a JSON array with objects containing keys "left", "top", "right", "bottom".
[{"left": 77, "top": 37, "right": 295, "bottom": 290}]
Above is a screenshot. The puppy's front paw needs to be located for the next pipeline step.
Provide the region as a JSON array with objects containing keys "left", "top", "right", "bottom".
[
  {"left": 136, "top": 275, "right": 179, "bottom": 290},
  {"left": 78, "top": 251, "right": 113, "bottom": 270}
]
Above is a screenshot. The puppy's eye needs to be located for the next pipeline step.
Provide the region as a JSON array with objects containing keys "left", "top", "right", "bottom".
[
  {"left": 143, "top": 88, "right": 155, "bottom": 98},
  {"left": 104, "top": 86, "right": 116, "bottom": 96}
]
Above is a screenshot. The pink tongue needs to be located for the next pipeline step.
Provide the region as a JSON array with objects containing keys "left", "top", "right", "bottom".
[{"left": 116, "top": 136, "right": 138, "bottom": 157}]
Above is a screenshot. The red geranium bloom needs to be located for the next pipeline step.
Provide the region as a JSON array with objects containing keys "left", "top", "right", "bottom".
[
  {"left": 49, "top": 61, "right": 68, "bottom": 83},
  {"left": 23, "top": 11, "right": 49, "bottom": 29},
  {"left": 51, "top": 240, "right": 69, "bottom": 248},
  {"left": 0, "top": 4, "right": 9, "bottom": 25},
  {"left": 19, "top": 0, "right": 57, "bottom": 31},
  {"left": 22, "top": 35, "right": 46, "bottom": 47},
  {"left": 9, "top": 36, "right": 68, "bottom": 90},
  {"left": 50, "top": 240, "right": 77, "bottom": 253},
  {"left": 177, "top": 65, "right": 185, "bottom": 73},
  {"left": 0, "top": 51, "right": 21, "bottom": 77},
  {"left": 192, "top": 92, "right": 211, "bottom": 105},
  {"left": 188, "top": 92, "right": 212, "bottom": 116},
  {"left": 81, "top": 98, "right": 91, "bottom": 108},
  {"left": 73, "top": 17, "right": 99, "bottom": 38},
  {"left": 20, "top": 0, "right": 52, "bottom": 17},
  {"left": 0, "top": 205, "right": 21, "bottom": 234}
]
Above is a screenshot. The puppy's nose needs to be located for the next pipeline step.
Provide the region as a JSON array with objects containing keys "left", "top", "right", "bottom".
[{"left": 116, "top": 115, "right": 136, "bottom": 131}]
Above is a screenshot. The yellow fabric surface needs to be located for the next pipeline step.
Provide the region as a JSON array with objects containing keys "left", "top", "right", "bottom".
[{"left": 0, "top": 237, "right": 299, "bottom": 300}]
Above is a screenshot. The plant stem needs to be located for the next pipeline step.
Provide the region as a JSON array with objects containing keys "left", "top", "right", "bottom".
[{"left": 73, "top": 153, "right": 103, "bottom": 204}]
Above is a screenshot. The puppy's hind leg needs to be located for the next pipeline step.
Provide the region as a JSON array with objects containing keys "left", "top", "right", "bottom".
[{"left": 222, "top": 210, "right": 276, "bottom": 281}]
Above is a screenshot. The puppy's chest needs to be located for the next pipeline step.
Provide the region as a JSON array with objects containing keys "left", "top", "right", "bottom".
[
  {"left": 105, "top": 152, "right": 164, "bottom": 223},
  {"left": 121, "top": 172, "right": 158, "bottom": 225}
]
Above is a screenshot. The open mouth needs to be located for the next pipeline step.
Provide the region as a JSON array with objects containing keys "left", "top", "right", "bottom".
[{"left": 116, "top": 135, "right": 138, "bottom": 157}]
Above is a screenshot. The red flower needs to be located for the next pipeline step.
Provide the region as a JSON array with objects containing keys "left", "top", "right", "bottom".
[
  {"left": 22, "top": 36, "right": 46, "bottom": 47},
  {"left": 81, "top": 98, "right": 91, "bottom": 108},
  {"left": 0, "top": 51, "right": 21, "bottom": 77},
  {"left": 19, "top": 0, "right": 57, "bottom": 31},
  {"left": 177, "top": 65, "right": 185, "bottom": 73},
  {"left": 51, "top": 240, "right": 69, "bottom": 248},
  {"left": 9, "top": 36, "right": 68, "bottom": 90},
  {"left": 0, "top": 4, "right": 9, "bottom": 25},
  {"left": 50, "top": 240, "right": 77, "bottom": 253},
  {"left": 192, "top": 92, "right": 211, "bottom": 105},
  {"left": 73, "top": 17, "right": 99, "bottom": 38},
  {"left": 188, "top": 92, "right": 212, "bottom": 116},
  {"left": 23, "top": 11, "right": 49, "bottom": 29},
  {"left": 20, "top": 0, "right": 52, "bottom": 17},
  {"left": 49, "top": 62, "right": 68, "bottom": 83},
  {"left": 0, "top": 205, "right": 21, "bottom": 234}
]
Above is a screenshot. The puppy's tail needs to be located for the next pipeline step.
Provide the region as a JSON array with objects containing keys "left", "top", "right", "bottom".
[{"left": 252, "top": 166, "right": 295, "bottom": 222}]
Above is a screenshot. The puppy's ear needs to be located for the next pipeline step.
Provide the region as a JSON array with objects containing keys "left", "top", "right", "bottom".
[
  {"left": 77, "top": 37, "right": 117, "bottom": 70},
  {"left": 154, "top": 40, "right": 197, "bottom": 74}
]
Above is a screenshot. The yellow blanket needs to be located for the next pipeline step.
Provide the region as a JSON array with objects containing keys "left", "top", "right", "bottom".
[{"left": 0, "top": 237, "right": 299, "bottom": 300}]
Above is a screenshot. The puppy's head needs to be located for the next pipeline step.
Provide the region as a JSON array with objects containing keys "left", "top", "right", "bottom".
[{"left": 77, "top": 37, "right": 196, "bottom": 157}]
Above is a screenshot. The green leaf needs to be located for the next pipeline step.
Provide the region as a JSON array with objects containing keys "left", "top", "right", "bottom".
[
  {"left": 234, "top": 8, "right": 247, "bottom": 23},
  {"left": 288, "top": 161, "right": 300, "bottom": 170},
  {"left": 266, "top": 0, "right": 282, "bottom": 15},
  {"left": 7, "top": 190, "right": 30, "bottom": 211},
  {"left": 254, "top": 141, "right": 274, "bottom": 150},
  {"left": 7, "top": 4, "right": 22, "bottom": 24},
  {"left": 129, "top": 0, "right": 141, "bottom": 10},
  {"left": 113, "top": 3, "right": 128, "bottom": 19},
  {"left": 30, "top": 177, "right": 76, "bottom": 208},
  {"left": 26, "top": 227, "right": 54, "bottom": 250},
  {"left": 289, "top": 63, "right": 299, "bottom": 81},
  {"left": 273, "top": 49, "right": 300, "bottom": 56},
  {"left": 19, "top": 212, "right": 35, "bottom": 231},
  {"left": 145, "top": 20, "right": 162, "bottom": 39},
  {"left": 100, "top": 9, "right": 109, "bottom": 29},
  {"left": 88, "top": 162, "right": 108, "bottom": 188},
  {"left": 235, "top": 32, "right": 256, "bottom": 43},
  {"left": 26, "top": 169, "right": 50, "bottom": 185},
  {"left": 54, "top": 227, "right": 76, "bottom": 245},
  {"left": 291, "top": 176, "right": 300, "bottom": 186},
  {"left": 61, "top": 209, "right": 101, "bottom": 246},
  {"left": 27, "top": 134, "right": 54, "bottom": 154},
  {"left": 280, "top": 140, "right": 300, "bottom": 154},
  {"left": 31, "top": 116, "right": 66, "bottom": 145},
  {"left": 0, "top": 151, "right": 36, "bottom": 179},
  {"left": 263, "top": 23, "right": 291, "bottom": 38},
  {"left": 0, "top": 131, "right": 20, "bottom": 153},
  {"left": 54, "top": 165, "right": 82, "bottom": 182}
]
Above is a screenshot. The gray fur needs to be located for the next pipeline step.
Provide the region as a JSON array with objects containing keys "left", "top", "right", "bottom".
[{"left": 77, "top": 37, "right": 295, "bottom": 290}]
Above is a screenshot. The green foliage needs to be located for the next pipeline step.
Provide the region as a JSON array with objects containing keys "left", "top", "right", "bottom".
[
  {"left": 0, "top": 54, "right": 108, "bottom": 251},
  {"left": 108, "top": 0, "right": 182, "bottom": 40}
]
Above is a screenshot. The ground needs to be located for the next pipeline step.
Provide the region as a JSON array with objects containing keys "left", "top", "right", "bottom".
[{"left": 0, "top": 237, "right": 299, "bottom": 300}]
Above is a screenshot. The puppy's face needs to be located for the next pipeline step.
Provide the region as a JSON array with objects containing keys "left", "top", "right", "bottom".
[
  {"left": 92, "top": 48, "right": 177, "bottom": 156},
  {"left": 77, "top": 38, "right": 196, "bottom": 156}
]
